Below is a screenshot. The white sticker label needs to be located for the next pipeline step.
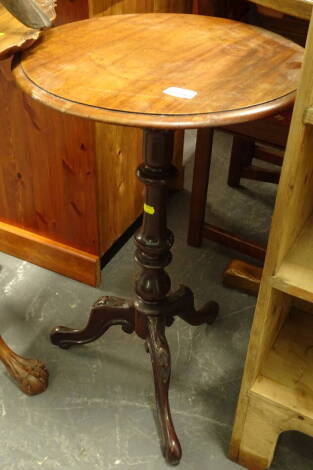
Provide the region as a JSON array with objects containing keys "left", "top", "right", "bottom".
[{"left": 163, "top": 87, "right": 197, "bottom": 100}]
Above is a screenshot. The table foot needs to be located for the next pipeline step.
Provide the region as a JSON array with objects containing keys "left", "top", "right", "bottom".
[
  {"left": 50, "top": 296, "right": 135, "bottom": 349},
  {"left": 147, "top": 316, "right": 182, "bottom": 465},
  {"left": 167, "top": 286, "right": 219, "bottom": 326},
  {"left": 0, "top": 336, "right": 49, "bottom": 395}
]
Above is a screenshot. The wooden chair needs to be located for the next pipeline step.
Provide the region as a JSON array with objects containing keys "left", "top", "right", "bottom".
[{"left": 189, "top": 0, "right": 311, "bottom": 294}]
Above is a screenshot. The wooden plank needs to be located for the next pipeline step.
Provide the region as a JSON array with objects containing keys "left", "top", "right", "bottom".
[
  {"left": 303, "top": 106, "right": 313, "bottom": 124},
  {"left": 95, "top": 123, "right": 144, "bottom": 254},
  {"left": 223, "top": 259, "right": 262, "bottom": 296},
  {"left": 0, "top": 59, "right": 100, "bottom": 255},
  {"left": 90, "top": 0, "right": 193, "bottom": 17},
  {"left": 203, "top": 224, "right": 266, "bottom": 261},
  {"left": 272, "top": 213, "right": 313, "bottom": 302},
  {"left": 54, "top": 0, "right": 89, "bottom": 25},
  {"left": 249, "top": 0, "right": 313, "bottom": 20},
  {"left": 251, "top": 310, "right": 313, "bottom": 420},
  {"left": 0, "top": 220, "right": 100, "bottom": 286}
]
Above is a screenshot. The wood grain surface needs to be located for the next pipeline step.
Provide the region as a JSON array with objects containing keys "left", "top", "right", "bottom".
[
  {"left": 90, "top": 0, "right": 193, "bottom": 17},
  {"left": 0, "top": 219, "right": 100, "bottom": 285},
  {"left": 13, "top": 13, "right": 303, "bottom": 129},
  {"left": 0, "top": 5, "right": 40, "bottom": 60},
  {"left": 248, "top": 0, "right": 313, "bottom": 19}
]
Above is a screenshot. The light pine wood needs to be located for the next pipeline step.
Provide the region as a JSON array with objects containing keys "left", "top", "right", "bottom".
[
  {"left": 249, "top": 0, "right": 313, "bottom": 19},
  {"left": 90, "top": 0, "right": 192, "bottom": 17},
  {"left": 95, "top": 123, "right": 144, "bottom": 253},
  {"left": 13, "top": 14, "right": 303, "bottom": 129},
  {"left": 229, "top": 9, "right": 313, "bottom": 470},
  {"left": 272, "top": 214, "right": 313, "bottom": 302},
  {"left": 0, "top": 5, "right": 40, "bottom": 59},
  {"left": 239, "top": 310, "right": 313, "bottom": 470},
  {"left": 0, "top": 220, "right": 100, "bottom": 285},
  {"left": 304, "top": 105, "right": 313, "bottom": 123}
]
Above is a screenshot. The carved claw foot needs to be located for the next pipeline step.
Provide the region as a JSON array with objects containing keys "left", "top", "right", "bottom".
[
  {"left": 146, "top": 316, "right": 182, "bottom": 465},
  {"left": 0, "top": 336, "right": 48, "bottom": 396},
  {"left": 50, "top": 296, "right": 135, "bottom": 349}
]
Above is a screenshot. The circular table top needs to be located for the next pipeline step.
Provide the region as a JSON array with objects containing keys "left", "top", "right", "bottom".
[{"left": 13, "top": 13, "right": 303, "bottom": 129}]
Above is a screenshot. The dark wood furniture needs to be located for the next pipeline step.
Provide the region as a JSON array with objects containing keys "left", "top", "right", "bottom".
[
  {"left": 13, "top": 13, "right": 302, "bottom": 463},
  {"left": 0, "top": 7, "right": 48, "bottom": 396}
]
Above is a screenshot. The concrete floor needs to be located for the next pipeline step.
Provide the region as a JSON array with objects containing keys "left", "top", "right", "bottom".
[{"left": 0, "top": 131, "right": 312, "bottom": 469}]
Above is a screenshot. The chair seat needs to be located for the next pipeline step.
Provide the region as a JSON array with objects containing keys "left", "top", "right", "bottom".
[{"left": 13, "top": 13, "right": 303, "bottom": 128}]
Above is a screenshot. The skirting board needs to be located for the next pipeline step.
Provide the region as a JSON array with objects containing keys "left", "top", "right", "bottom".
[{"left": 0, "top": 220, "right": 100, "bottom": 286}]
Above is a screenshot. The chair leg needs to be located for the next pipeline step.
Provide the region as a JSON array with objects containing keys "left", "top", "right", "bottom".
[
  {"left": 228, "top": 135, "right": 255, "bottom": 187},
  {"left": 187, "top": 128, "right": 214, "bottom": 247}
]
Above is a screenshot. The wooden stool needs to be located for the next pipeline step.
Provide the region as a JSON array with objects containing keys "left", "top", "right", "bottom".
[
  {"left": 12, "top": 13, "right": 302, "bottom": 463},
  {"left": 0, "top": 7, "right": 48, "bottom": 395}
]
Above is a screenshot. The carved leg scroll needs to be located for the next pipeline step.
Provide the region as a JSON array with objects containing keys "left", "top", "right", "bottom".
[
  {"left": 0, "top": 336, "right": 48, "bottom": 395},
  {"left": 50, "top": 296, "right": 135, "bottom": 349},
  {"left": 147, "top": 315, "right": 181, "bottom": 465},
  {"left": 165, "top": 286, "right": 219, "bottom": 326}
]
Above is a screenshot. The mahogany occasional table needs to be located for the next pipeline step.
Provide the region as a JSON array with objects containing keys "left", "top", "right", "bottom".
[{"left": 12, "top": 13, "right": 302, "bottom": 464}]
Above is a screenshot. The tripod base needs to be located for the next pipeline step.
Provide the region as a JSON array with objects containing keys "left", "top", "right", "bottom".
[{"left": 51, "top": 286, "right": 218, "bottom": 465}]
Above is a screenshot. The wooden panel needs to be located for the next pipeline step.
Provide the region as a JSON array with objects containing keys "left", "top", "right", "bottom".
[
  {"left": 248, "top": 0, "right": 313, "bottom": 20},
  {"left": 95, "top": 123, "right": 144, "bottom": 253},
  {"left": 304, "top": 106, "right": 313, "bottom": 123},
  {"left": 0, "top": 59, "right": 99, "bottom": 255},
  {"left": 90, "top": 0, "right": 193, "bottom": 17},
  {"left": 272, "top": 213, "right": 313, "bottom": 302},
  {"left": 251, "top": 309, "right": 313, "bottom": 419},
  {"left": 55, "top": 0, "right": 89, "bottom": 25},
  {"left": 0, "top": 220, "right": 100, "bottom": 286}
]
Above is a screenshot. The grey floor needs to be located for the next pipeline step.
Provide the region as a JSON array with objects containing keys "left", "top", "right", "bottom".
[{"left": 0, "top": 131, "right": 312, "bottom": 470}]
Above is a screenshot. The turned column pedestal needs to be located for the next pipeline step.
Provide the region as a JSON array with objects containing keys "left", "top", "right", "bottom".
[{"left": 50, "top": 128, "right": 218, "bottom": 463}]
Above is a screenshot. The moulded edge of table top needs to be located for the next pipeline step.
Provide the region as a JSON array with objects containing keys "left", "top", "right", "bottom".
[
  {"left": 250, "top": 309, "right": 313, "bottom": 421},
  {"left": 272, "top": 212, "right": 313, "bottom": 303},
  {"left": 11, "top": 61, "right": 296, "bottom": 129}
]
